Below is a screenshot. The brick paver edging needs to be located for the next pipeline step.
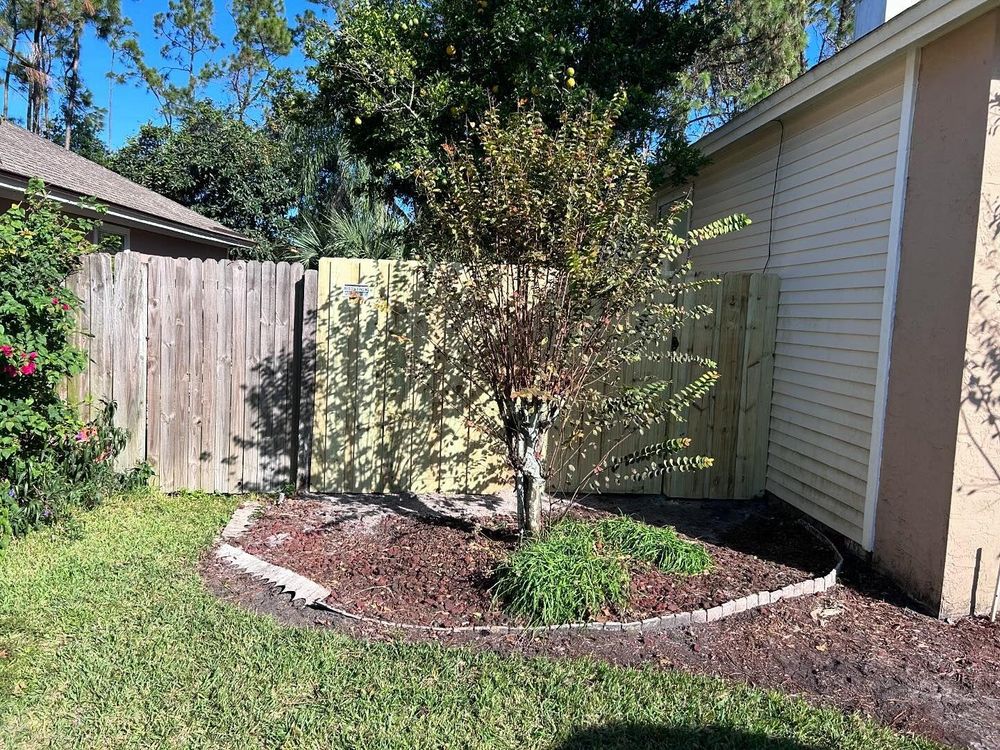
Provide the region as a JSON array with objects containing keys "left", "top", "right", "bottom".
[{"left": 215, "top": 504, "right": 844, "bottom": 635}]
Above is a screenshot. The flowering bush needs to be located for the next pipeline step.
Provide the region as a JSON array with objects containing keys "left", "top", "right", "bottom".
[{"left": 0, "top": 180, "right": 145, "bottom": 544}]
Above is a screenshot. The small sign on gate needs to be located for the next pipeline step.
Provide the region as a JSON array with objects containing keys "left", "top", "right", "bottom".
[{"left": 342, "top": 283, "right": 372, "bottom": 300}]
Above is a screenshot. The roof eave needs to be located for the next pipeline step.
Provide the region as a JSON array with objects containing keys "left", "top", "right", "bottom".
[
  {"left": 0, "top": 173, "right": 254, "bottom": 249},
  {"left": 696, "top": 0, "right": 999, "bottom": 157}
]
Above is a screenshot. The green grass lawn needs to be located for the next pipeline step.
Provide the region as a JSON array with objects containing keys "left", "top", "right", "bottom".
[{"left": 0, "top": 492, "right": 938, "bottom": 750}]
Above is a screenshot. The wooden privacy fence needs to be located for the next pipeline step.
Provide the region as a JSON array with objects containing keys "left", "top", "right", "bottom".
[
  {"left": 69, "top": 252, "right": 318, "bottom": 492},
  {"left": 310, "top": 258, "right": 508, "bottom": 496},
  {"left": 70, "top": 253, "right": 777, "bottom": 499},
  {"left": 309, "top": 258, "right": 780, "bottom": 499},
  {"left": 548, "top": 273, "right": 780, "bottom": 499}
]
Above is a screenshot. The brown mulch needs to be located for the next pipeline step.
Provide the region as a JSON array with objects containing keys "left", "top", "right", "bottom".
[
  {"left": 202, "top": 495, "right": 1000, "bottom": 749},
  {"left": 237, "top": 497, "right": 835, "bottom": 627}
]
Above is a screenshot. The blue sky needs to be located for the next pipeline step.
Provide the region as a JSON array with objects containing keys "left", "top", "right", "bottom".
[{"left": 4, "top": 0, "right": 331, "bottom": 149}]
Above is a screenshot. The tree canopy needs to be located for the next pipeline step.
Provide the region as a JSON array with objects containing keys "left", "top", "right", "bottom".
[
  {"left": 107, "top": 102, "right": 298, "bottom": 245},
  {"left": 300, "top": 0, "right": 854, "bottom": 199}
]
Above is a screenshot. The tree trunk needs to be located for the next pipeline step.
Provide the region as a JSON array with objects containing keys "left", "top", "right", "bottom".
[
  {"left": 64, "top": 23, "right": 82, "bottom": 150},
  {"left": 2, "top": 47, "right": 13, "bottom": 121},
  {"left": 500, "top": 393, "right": 558, "bottom": 539},
  {"left": 2, "top": 13, "right": 19, "bottom": 122},
  {"left": 27, "top": 7, "right": 43, "bottom": 133},
  {"left": 513, "top": 449, "right": 544, "bottom": 538}
]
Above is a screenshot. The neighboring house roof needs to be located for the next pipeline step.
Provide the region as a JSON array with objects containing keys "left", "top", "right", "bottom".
[
  {"left": 695, "top": 0, "right": 998, "bottom": 157},
  {"left": 0, "top": 120, "right": 252, "bottom": 248}
]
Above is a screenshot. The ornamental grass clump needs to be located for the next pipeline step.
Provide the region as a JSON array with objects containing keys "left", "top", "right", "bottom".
[
  {"left": 494, "top": 515, "right": 712, "bottom": 625},
  {"left": 493, "top": 520, "right": 630, "bottom": 625},
  {"left": 595, "top": 515, "right": 713, "bottom": 575}
]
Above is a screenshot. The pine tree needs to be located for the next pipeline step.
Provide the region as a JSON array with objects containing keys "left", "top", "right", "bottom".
[
  {"left": 0, "top": 0, "right": 30, "bottom": 121},
  {"left": 60, "top": 0, "right": 127, "bottom": 149},
  {"left": 223, "top": 0, "right": 292, "bottom": 122},
  {"left": 124, "top": 0, "right": 220, "bottom": 125},
  {"left": 684, "top": 0, "right": 855, "bottom": 137}
]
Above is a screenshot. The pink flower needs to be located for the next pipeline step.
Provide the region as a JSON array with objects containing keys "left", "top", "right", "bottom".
[
  {"left": 75, "top": 426, "right": 97, "bottom": 443},
  {"left": 26, "top": 352, "right": 37, "bottom": 362},
  {"left": 3, "top": 365, "right": 18, "bottom": 377},
  {"left": 19, "top": 362, "right": 36, "bottom": 375},
  {"left": 0, "top": 345, "right": 11, "bottom": 357},
  {"left": 62, "top": 303, "right": 70, "bottom": 311}
]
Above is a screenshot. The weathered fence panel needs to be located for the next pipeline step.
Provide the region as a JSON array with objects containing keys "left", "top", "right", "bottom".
[
  {"left": 69, "top": 253, "right": 318, "bottom": 493},
  {"left": 310, "top": 259, "right": 780, "bottom": 499}
]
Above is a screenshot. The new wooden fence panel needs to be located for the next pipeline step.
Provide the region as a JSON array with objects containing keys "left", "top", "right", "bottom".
[
  {"left": 309, "top": 260, "right": 777, "bottom": 499},
  {"left": 310, "top": 258, "right": 509, "bottom": 495},
  {"left": 69, "top": 253, "right": 316, "bottom": 494}
]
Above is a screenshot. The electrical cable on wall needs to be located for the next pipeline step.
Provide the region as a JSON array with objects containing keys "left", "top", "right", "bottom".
[{"left": 763, "top": 118, "right": 785, "bottom": 274}]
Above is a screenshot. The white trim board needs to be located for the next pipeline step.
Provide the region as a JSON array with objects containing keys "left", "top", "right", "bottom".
[{"left": 861, "top": 47, "right": 921, "bottom": 551}]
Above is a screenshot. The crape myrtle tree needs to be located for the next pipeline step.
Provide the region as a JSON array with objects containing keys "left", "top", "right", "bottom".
[{"left": 413, "top": 100, "right": 748, "bottom": 537}]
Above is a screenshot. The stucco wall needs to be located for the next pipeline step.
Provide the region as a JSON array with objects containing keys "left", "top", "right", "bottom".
[
  {"left": 874, "top": 12, "right": 1000, "bottom": 615},
  {"left": 939, "top": 13, "right": 1000, "bottom": 618}
]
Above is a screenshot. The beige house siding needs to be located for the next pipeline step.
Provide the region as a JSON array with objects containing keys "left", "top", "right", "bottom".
[
  {"left": 875, "top": 11, "right": 1000, "bottom": 616},
  {"left": 662, "top": 59, "right": 907, "bottom": 543}
]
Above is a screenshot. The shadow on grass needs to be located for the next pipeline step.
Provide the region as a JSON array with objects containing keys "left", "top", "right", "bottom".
[{"left": 556, "top": 723, "right": 822, "bottom": 750}]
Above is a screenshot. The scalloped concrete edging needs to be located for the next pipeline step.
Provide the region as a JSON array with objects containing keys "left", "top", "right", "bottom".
[{"left": 214, "top": 504, "right": 844, "bottom": 635}]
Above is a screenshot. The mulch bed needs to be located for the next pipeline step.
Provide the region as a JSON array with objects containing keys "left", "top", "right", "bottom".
[
  {"left": 238, "top": 496, "right": 835, "bottom": 628},
  {"left": 204, "top": 496, "right": 1000, "bottom": 748}
]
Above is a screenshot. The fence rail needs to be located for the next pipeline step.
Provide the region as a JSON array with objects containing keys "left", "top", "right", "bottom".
[{"left": 70, "top": 253, "right": 777, "bottom": 500}]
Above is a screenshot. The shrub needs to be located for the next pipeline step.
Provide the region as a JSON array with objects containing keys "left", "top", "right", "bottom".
[
  {"left": 494, "top": 516, "right": 712, "bottom": 625},
  {"left": 0, "top": 180, "right": 145, "bottom": 545}
]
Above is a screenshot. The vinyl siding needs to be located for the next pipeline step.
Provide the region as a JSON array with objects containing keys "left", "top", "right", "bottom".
[{"left": 662, "top": 59, "right": 906, "bottom": 544}]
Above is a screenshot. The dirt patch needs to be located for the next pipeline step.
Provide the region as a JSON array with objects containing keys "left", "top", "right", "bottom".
[{"left": 236, "top": 497, "right": 834, "bottom": 627}]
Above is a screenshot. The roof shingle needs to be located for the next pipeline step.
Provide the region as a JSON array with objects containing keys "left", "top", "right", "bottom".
[{"left": 0, "top": 120, "right": 247, "bottom": 241}]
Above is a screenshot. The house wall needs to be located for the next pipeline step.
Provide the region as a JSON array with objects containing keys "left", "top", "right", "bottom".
[
  {"left": 0, "top": 195, "right": 229, "bottom": 260},
  {"left": 661, "top": 58, "right": 907, "bottom": 545},
  {"left": 875, "top": 12, "right": 1000, "bottom": 617},
  {"left": 127, "top": 227, "right": 229, "bottom": 260}
]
